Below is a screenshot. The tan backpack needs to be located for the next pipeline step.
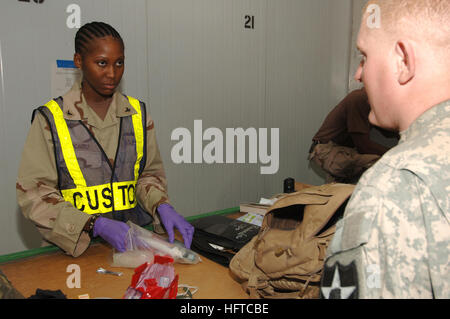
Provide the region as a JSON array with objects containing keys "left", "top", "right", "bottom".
[{"left": 229, "top": 183, "right": 355, "bottom": 299}]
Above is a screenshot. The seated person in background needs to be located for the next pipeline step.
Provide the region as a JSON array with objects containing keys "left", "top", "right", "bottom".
[{"left": 308, "top": 87, "right": 396, "bottom": 184}]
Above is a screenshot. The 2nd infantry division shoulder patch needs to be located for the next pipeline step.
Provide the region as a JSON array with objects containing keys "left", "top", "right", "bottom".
[{"left": 320, "top": 262, "right": 358, "bottom": 299}]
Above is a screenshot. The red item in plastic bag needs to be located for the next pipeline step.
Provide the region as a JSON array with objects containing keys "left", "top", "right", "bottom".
[{"left": 124, "top": 255, "right": 178, "bottom": 299}]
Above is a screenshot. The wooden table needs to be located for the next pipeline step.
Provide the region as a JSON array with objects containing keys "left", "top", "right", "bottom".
[
  {"left": 0, "top": 209, "right": 249, "bottom": 299},
  {"left": 0, "top": 242, "right": 248, "bottom": 299},
  {"left": 1, "top": 183, "right": 314, "bottom": 300}
]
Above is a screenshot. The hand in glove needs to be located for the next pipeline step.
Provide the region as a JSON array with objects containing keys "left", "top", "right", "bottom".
[
  {"left": 157, "top": 203, "right": 194, "bottom": 249},
  {"left": 93, "top": 217, "right": 130, "bottom": 252}
]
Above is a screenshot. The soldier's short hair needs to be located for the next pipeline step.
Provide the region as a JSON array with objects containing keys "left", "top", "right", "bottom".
[{"left": 364, "top": 0, "right": 450, "bottom": 50}]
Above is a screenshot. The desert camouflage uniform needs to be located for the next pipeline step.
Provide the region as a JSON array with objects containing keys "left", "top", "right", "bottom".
[
  {"left": 309, "top": 141, "right": 380, "bottom": 184},
  {"left": 321, "top": 100, "right": 450, "bottom": 299},
  {"left": 0, "top": 269, "right": 24, "bottom": 299},
  {"left": 16, "top": 81, "right": 170, "bottom": 257},
  {"left": 308, "top": 88, "right": 389, "bottom": 184}
]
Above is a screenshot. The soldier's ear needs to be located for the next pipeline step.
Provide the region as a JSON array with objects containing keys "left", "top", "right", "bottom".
[
  {"left": 395, "top": 40, "right": 416, "bottom": 85},
  {"left": 74, "top": 53, "right": 82, "bottom": 70}
]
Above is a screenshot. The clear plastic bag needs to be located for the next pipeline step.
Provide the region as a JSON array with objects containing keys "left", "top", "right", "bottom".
[
  {"left": 111, "top": 221, "right": 201, "bottom": 268},
  {"left": 111, "top": 249, "right": 154, "bottom": 268}
]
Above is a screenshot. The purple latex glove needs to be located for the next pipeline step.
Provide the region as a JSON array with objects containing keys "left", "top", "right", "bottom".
[
  {"left": 93, "top": 217, "right": 130, "bottom": 252},
  {"left": 157, "top": 203, "right": 194, "bottom": 249}
]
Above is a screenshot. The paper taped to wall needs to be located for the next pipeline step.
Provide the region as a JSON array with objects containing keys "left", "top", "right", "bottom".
[{"left": 51, "top": 60, "right": 80, "bottom": 98}]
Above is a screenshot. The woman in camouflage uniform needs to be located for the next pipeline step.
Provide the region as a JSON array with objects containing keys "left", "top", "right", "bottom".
[{"left": 16, "top": 22, "right": 194, "bottom": 257}]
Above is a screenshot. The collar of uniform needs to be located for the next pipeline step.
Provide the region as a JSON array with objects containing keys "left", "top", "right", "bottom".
[
  {"left": 400, "top": 99, "right": 450, "bottom": 143},
  {"left": 61, "top": 81, "right": 137, "bottom": 122}
]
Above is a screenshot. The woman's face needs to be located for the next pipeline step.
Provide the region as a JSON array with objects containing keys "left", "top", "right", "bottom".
[{"left": 74, "top": 36, "right": 125, "bottom": 99}]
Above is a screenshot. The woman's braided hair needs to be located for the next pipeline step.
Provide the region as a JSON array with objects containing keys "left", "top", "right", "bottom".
[{"left": 75, "top": 21, "right": 124, "bottom": 55}]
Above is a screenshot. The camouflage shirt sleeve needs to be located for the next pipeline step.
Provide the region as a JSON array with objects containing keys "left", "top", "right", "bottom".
[
  {"left": 136, "top": 107, "right": 170, "bottom": 234},
  {"left": 16, "top": 112, "right": 91, "bottom": 257},
  {"left": 338, "top": 166, "right": 446, "bottom": 298}
]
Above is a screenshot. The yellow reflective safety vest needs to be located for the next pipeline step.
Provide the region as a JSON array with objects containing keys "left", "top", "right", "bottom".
[{"left": 33, "top": 95, "right": 151, "bottom": 225}]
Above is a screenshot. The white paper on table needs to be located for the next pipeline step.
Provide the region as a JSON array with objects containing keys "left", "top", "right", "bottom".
[{"left": 259, "top": 197, "right": 278, "bottom": 206}]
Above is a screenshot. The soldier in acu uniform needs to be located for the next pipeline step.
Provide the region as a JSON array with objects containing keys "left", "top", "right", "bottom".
[
  {"left": 16, "top": 22, "right": 194, "bottom": 257},
  {"left": 321, "top": 0, "right": 450, "bottom": 298}
]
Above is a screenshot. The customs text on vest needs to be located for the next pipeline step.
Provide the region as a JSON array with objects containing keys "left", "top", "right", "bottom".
[
  {"left": 230, "top": 183, "right": 354, "bottom": 299},
  {"left": 32, "top": 95, "right": 151, "bottom": 225}
]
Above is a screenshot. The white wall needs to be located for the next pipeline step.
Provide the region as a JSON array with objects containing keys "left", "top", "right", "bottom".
[
  {"left": 0, "top": 0, "right": 352, "bottom": 255},
  {"left": 146, "top": 0, "right": 352, "bottom": 215}
]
